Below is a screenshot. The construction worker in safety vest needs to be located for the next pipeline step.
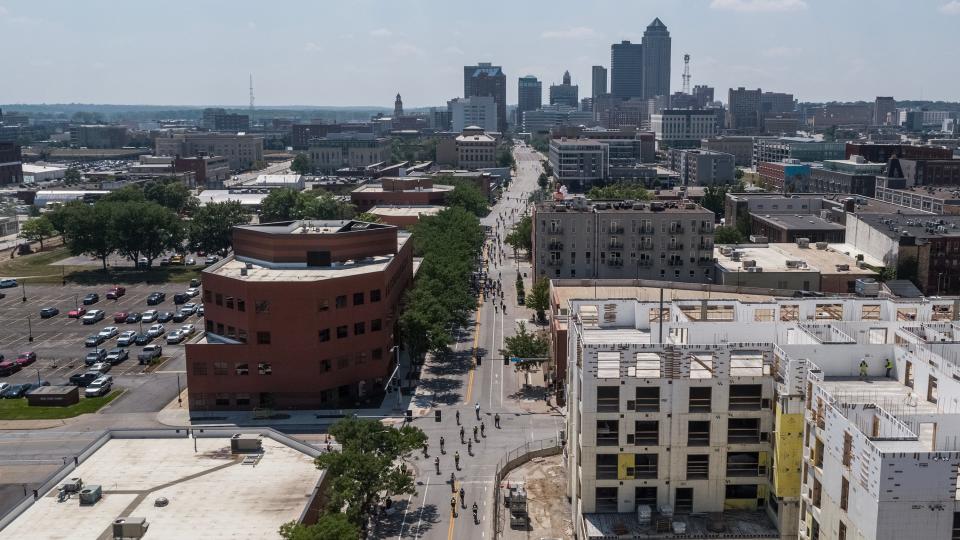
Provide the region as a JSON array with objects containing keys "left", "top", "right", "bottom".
[
  {"left": 859, "top": 359, "right": 868, "bottom": 379},
  {"left": 885, "top": 358, "right": 893, "bottom": 378}
]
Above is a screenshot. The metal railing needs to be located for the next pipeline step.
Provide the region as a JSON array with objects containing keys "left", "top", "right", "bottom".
[{"left": 492, "top": 437, "right": 562, "bottom": 539}]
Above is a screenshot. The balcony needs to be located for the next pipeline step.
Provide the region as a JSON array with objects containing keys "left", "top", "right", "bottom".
[
  {"left": 668, "top": 243, "right": 684, "bottom": 251},
  {"left": 641, "top": 226, "right": 655, "bottom": 234},
  {"left": 607, "top": 259, "right": 624, "bottom": 267},
  {"left": 547, "top": 258, "right": 562, "bottom": 267},
  {"left": 669, "top": 225, "right": 685, "bottom": 234},
  {"left": 548, "top": 241, "right": 564, "bottom": 251},
  {"left": 609, "top": 225, "right": 625, "bottom": 234},
  {"left": 608, "top": 240, "right": 624, "bottom": 249}
]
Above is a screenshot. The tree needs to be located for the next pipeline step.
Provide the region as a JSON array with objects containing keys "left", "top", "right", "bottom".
[
  {"left": 505, "top": 215, "right": 532, "bottom": 256},
  {"left": 112, "top": 202, "right": 184, "bottom": 267},
  {"left": 144, "top": 179, "right": 196, "bottom": 215},
  {"left": 537, "top": 173, "right": 550, "bottom": 191},
  {"left": 445, "top": 179, "right": 488, "bottom": 217},
  {"left": 734, "top": 168, "right": 745, "bottom": 181},
  {"left": 290, "top": 153, "right": 311, "bottom": 175},
  {"left": 499, "top": 322, "right": 549, "bottom": 372},
  {"left": 496, "top": 145, "right": 515, "bottom": 168},
  {"left": 189, "top": 201, "right": 250, "bottom": 254},
  {"left": 314, "top": 417, "right": 427, "bottom": 531},
  {"left": 19, "top": 216, "right": 57, "bottom": 251},
  {"left": 354, "top": 212, "right": 382, "bottom": 223},
  {"left": 587, "top": 183, "right": 651, "bottom": 201},
  {"left": 55, "top": 202, "right": 116, "bottom": 269},
  {"left": 64, "top": 167, "right": 82, "bottom": 184},
  {"left": 279, "top": 514, "right": 358, "bottom": 540},
  {"left": 300, "top": 192, "right": 355, "bottom": 220},
  {"left": 260, "top": 188, "right": 302, "bottom": 222},
  {"left": 714, "top": 225, "right": 745, "bottom": 244},
  {"left": 526, "top": 277, "right": 550, "bottom": 322}
]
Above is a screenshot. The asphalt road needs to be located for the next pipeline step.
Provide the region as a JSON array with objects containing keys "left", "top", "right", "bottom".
[
  {"left": 225, "top": 159, "right": 293, "bottom": 187},
  {"left": 374, "top": 145, "right": 564, "bottom": 540}
]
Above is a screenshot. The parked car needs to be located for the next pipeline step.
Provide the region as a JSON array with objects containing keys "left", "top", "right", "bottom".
[
  {"left": 0, "top": 279, "right": 18, "bottom": 288},
  {"left": 84, "top": 376, "right": 113, "bottom": 397},
  {"left": 137, "top": 257, "right": 148, "bottom": 268},
  {"left": 0, "top": 382, "right": 9, "bottom": 394},
  {"left": 185, "top": 287, "right": 200, "bottom": 297},
  {"left": 134, "top": 333, "right": 153, "bottom": 346},
  {"left": 85, "top": 334, "right": 106, "bottom": 347},
  {"left": 181, "top": 303, "right": 198, "bottom": 315},
  {"left": 138, "top": 344, "right": 162, "bottom": 364},
  {"left": 106, "top": 286, "right": 126, "bottom": 300},
  {"left": 117, "top": 331, "right": 138, "bottom": 346},
  {"left": 159, "top": 256, "right": 171, "bottom": 266},
  {"left": 39, "top": 307, "right": 59, "bottom": 319},
  {"left": 113, "top": 312, "right": 129, "bottom": 323},
  {"left": 197, "top": 305, "right": 204, "bottom": 317},
  {"left": 0, "top": 361, "right": 20, "bottom": 376},
  {"left": 89, "top": 361, "right": 111, "bottom": 373},
  {"left": 147, "top": 324, "right": 165, "bottom": 337},
  {"left": 189, "top": 279, "right": 201, "bottom": 288},
  {"left": 186, "top": 257, "right": 196, "bottom": 266},
  {"left": 173, "top": 293, "right": 190, "bottom": 305},
  {"left": 106, "top": 348, "right": 129, "bottom": 365},
  {"left": 14, "top": 352, "right": 37, "bottom": 367},
  {"left": 141, "top": 310, "right": 159, "bottom": 323},
  {"left": 166, "top": 330, "right": 185, "bottom": 344},
  {"left": 1, "top": 383, "right": 33, "bottom": 398},
  {"left": 98, "top": 326, "right": 119, "bottom": 339},
  {"left": 204, "top": 256, "right": 219, "bottom": 265},
  {"left": 124, "top": 312, "right": 142, "bottom": 324},
  {"left": 82, "top": 293, "right": 100, "bottom": 305},
  {"left": 68, "top": 307, "right": 87, "bottom": 319},
  {"left": 172, "top": 310, "right": 190, "bottom": 323},
  {"left": 69, "top": 371, "right": 102, "bottom": 387},
  {"left": 146, "top": 292, "right": 166, "bottom": 305},
  {"left": 179, "top": 324, "right": 196, "bottom": 336},
  {"left": 81, "top": 310, "right": 105, "bottom": 324},
  {"left": 85, "top": 348, "right": 108, "bottom": 365},
  {"left": 157, "top": 311, "right": 174, "bottom": 323}
]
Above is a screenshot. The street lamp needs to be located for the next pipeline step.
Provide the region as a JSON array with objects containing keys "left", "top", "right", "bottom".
[
  {"left": 176, "top": 373, "right": 182, "bottom": 407},
  {"left": 36, "top": 369, "right": 41, "bottom": 386},
  {"left": 384, "top": 345, "right": 402, "bottom": 411},
  {"left": 937, "top": 272, "right": 944, "bottom": 297},
  {"left": 21, "top": 281, "right": 26, "bottom": 303},
  {"left": 27, "top": 315, "right": 33, "bottom": 342}
]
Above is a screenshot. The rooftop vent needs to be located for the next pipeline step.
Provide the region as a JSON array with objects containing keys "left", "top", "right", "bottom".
[
  {"left": 113, "top": 517, "right": 149, "bottom": 539},
  {"left": 79, "top": 485, "right": 102, "bottom": 506}
]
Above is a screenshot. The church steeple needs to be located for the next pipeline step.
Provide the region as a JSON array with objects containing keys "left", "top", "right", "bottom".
[{"left": 394, "top": 93, "right": 404, "bottom": 117}]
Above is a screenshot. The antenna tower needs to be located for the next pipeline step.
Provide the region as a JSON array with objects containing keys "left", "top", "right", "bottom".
[
  {"left": 248, "top": 74, "right": 255, "bottom": 119},
  {"left": 682, "top": 54, "right": 691, "bottom": 94}
]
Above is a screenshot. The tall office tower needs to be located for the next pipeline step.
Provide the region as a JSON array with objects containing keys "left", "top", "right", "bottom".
[
  {"left": 394, "top": 93, "right": 404, "bottom": 117},
  {"left": 692, "top": 85, "right": 715, "bottom": 108},
  {"left": 610, "top": 41, "right": 643, "bottom": 99},
  {"left": 727, "top": 87, "right": 763, "bottom": 132},
  {"left": 518, "top": 75, "right": 543, "bottom": 119},
  {"left": 875, "top": 96, "right": 896, "bottom": 126},
  {"left": 464, "top": 62, "right": 507, "bottom": 132},
  {"left": 641, "top": 18, "right": 671, "bottom": 100},
  {"left": 591, "top": 65, "right": 607, "bottom": 99},
  {"left": 549, "top": 71, "right": 580, "bottom": 108},
  {"left": 760, "top": 92, "right": 795, "bottom": 114}
]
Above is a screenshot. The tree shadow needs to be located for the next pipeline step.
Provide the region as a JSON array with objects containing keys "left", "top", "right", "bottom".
[
  {"left": 507, "top": 384, "right": 548, "bottom": 402},
  {"left": 398, "top": 504, "right": 440, "bottom": 539}
]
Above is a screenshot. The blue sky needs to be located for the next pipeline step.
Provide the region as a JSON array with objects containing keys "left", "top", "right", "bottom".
[{"left": 1, "top": 0, "right": 958, "bottom": 107}]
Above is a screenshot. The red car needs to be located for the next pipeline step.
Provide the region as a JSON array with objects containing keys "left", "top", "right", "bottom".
[
  {"left": 107, "top": 286, "right": 126, "bottom": 299},
  {"left": 0, "top": 360, "right": 19, "bottom": 376},
  {"left": 114, "top": 312, "right": 129, "bottom": 323},
  {"left": 14, "top": 352, "right": 36, "bottom": 367},
  {"left": 68, "top": 307, "right": 87, "bottom": 318}
]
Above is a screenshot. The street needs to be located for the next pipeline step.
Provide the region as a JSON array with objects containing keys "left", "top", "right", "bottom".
[{"left": 376, "top": 144, "right": 563, "bottom": 540}]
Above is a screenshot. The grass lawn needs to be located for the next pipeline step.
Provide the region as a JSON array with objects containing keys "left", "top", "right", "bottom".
[
  {"left": 0, "top": 245, "right": 201, "bottom": 285},
  {"left": 0, "top": 390, "right": 123, "bottom": 421}
]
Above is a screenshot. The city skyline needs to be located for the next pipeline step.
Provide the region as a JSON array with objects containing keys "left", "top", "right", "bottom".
[{"left": 1, "top": 0, "right": 960, "bottom": 107}]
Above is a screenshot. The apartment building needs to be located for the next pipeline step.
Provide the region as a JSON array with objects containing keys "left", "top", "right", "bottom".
[
  {"left": 753, "top": 137, "right": 846, "bottom": 168},
  {"left": 667, "top": 148, "right": 735, "bottom": 186},
  {"left": 548, "top": 139, "right": 610, "bottom": 191},
  {"left": 562, "top": 289, "right": 960, "bottom": 540},
  {"left": 185, "top": 219, "right": 413, "bottom": 410},
  {"left": 807, "top": 157, "right": 884, "bottom": 198},
  {"left": 702, "top": 136, "right": 756, "bottom": 167},
  {"left": 532, "top": 196, "right": 714, "bottom": 282},
  {"left": 650, "top": 110, "right": 717, "bottom": 150},
  {"left": 0, "top": 141, "right": 23, "bottom": 186}
]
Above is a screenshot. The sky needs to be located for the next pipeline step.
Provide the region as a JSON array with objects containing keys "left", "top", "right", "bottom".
[{"left": 1, "top": 0, "right": 959, "bottom": 108}]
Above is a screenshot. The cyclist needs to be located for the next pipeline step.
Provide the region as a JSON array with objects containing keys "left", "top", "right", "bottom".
[
  {"left": 459, "top": 425, "right": 465, "bottom": 442},
  {"left": 454, "top": 451, "right": 460, "bottom": 469},
  {"left": 439, "top": 436, "right": 445, "bottom": 453},
  {"left": 472, "top": 502, "right": 479, "bottom": 522},
  {"left": 480, "top": 422, "right": 486, "bottom": 437},
  {"left": 434, "top": 457, "right": 440, "bottom": 474}
]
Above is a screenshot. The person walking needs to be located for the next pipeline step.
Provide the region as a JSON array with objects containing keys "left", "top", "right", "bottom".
[
  {"left": 494, "top": 413, "right": 500, "bottom": 428},
  {"left": 859, "top": 359, "right": 868, "bottom": 379},
  {"left": 885, "top": 358, "right": 893, "bottom": 377}
]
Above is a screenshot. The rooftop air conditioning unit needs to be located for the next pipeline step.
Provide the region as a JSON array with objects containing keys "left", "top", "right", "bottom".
[
  {"left": 61, "top": 478, "right": 83, "bottom": 493},
  {"left": 79, "top": 485, "right": 102, "bottom": 506},
  {"left": 796, "top": 238, "right": 810, "bottom": 248},
  {"left": 816, "top": 242, "right": 829, "bottom": 250},
  {"left": 785, "top": 260, "right": 802, "bottom": 268},
  {"left": 836, "top": 264, "right": 850, "bottom": 271},
  {"left": 742, "top": 260, "right": 757, "bottom": 268},
  {"left": 113, "top": 517, "right": 149, "bottom": 539},
  {"left": 746, "top": 266, "right": 763, "bottom": 272},
  {"left": 749, "top": 235, "right": 768, "bottom": 243},
  {"left": 231, "top": 434, "right": 262, "bottom": 453},
  {"left": 240, "top": 268, "right": 247, "bottom": 276}
]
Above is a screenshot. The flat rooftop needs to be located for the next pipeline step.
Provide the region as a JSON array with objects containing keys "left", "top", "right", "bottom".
[
  {"left": 583, "top": 510, "right": 778, "bottom": 539},
  {"left": 752, "top": 213, "right": 846, "bottom": 232},
  {"left": 536, "top": 199, "right": 709, "bottom": 214},
  {"left": 0, "top": 434, "right": 322, "bottom": 540},
  {"left": 353, "top": 184, "right": 454, "bottom": 193},
  {"left": 551, "top": 283, "right": 775, "bottom": 313},
  {"left": 855, "top": 213, "right": 960, "bottom": 240},
  {"left": 715, "top": 243, "right": 874, "bottom": 276},
  {"left": 368, "top": 205, "right": 444, "bottom": 217}
]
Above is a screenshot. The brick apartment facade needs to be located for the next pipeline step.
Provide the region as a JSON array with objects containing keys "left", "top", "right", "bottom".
[{"left": 186, "top": 220, "right": 413, "bottom": 410}]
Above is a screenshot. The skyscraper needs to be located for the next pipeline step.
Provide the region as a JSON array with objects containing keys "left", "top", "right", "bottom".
[
  {"left": 591, "top": 65, "right": 607, "bottom": 99},
  {"left": 875, "top": 96, "right": 896, "bottom": 126},
  {"left": 549, "top": 71, "right": 579, "bottom": 108},
  {"left": 464, "top": 62, "right": 507, "bottom": 132},
  {"left": 641, "top": 18, "right": 671, "bottom": 100},
  {"left": 518, "top": 75, "right": 543, "bottom": 119},
  {"left": 727, "top": 87, "right": 763, "bottom": 132},
  {"left": 692, "top": 85, "right": 715, "bottom": 108},
  {"left": 610, "top": 41, "right": 643, "bottom": 99}
]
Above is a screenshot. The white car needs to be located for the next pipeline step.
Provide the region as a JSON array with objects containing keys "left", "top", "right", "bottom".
[
  {"left": 81, "top": 309, "right": 105, "bottom": 324},
  {"left": 116, "top": 330, "right": 137, "bottom": 346},
  {"left": 141, "top": 310, "right": 159, "bottom": 323},
  {"left": 98, "top": 326, "right": 119, "bottom": 339},
  {"left": 179, "top": 324, "right": 196, "bottom": 335},
  {"left": 185, "top": 287, "right": 200, "bottom": 297},
  {"left": 0, "top": 382, "right": 9, "bottom": 394},
  {"left": 89, "top": 362, "right": 112, "bottom": 374},
  {"left": 147, "top": 324, "right": 165, "bottom": 337},
  {"left": 84, "top": 376, "right": 113, "bottom": 397},
  {"left": 181, "top": 303, "right": 198, "bottom": 315},
  {"left": 166, "top": 330, "right": 185, "bottom": 344}
]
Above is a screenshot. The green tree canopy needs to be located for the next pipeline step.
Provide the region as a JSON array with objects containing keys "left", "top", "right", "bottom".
[
  {"left": 526, "top": 277, "right": 550, "bottom": 322},
  {"left": 586, "top": 183, "right": 651, "bottom": 201},
  {"left": 189, "top": 201, "right": 250, "bottom": 254},
  {"left": 259, "top": 188, "right": 301, "bottom": 222},
  {"left": 52, "top": 202, "right": 116, "bottom": 269},
  {"left": 279, "top": 514, "right": 358, "bottom": 540},
  {"left": 19, "top": 215, "right": 57, "bottom": 251},
  {"left": 496, "top": 145, "right": 515, "bottom": 168},
  {"left": 290, "top": 153, "right": 311, "bottom": 175},
  {"left": 714, "top": 225, "right": 745, "bottom": 244},
  {"left": 144, "top": 179, "right": 197, "bottom": 214},
  {"left": 112, "top": 201, "right": 184, "bottom": 266},
  {"left": 260, "top": 188, "right": 356, "bottom": 222},
  {"left": 444, "top": 179, "right": 489, "bottom": 217},
  {"left": 505, "top": 214, "right": 532, "bottom": 256},
  {"left": 500, "top": 322, "right": 549, "bottom": 372}
]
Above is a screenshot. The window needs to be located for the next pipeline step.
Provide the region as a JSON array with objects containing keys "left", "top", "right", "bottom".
[
  {"left": 729, "top": 384, "right": 763, "bottom": 410},
  {"left": 728, "top": 418, "right": 761, "bottom": 443},
  {"left": 237, "top": 298, "right": 245, "bottom": 312},
  {"left": 634, "top": 353, "right": 661, "bottom": 378},
  {"left": 635, "top": 487, "right": 656, "bottom": 508},
  {"left": 337, "top": 325, "right": 348, "bottom": 338},
  {"left": 596, "top": 420, "right": 619, "bottom": 446},
  {"left": 216, "top": 323, "right": 224, "bottom": 335},
  {"left": 690, "top": 354, "right": 714, "bottom": 379},
  {"left": 632, "top": 421, "right": 658, "bottom": 445},
  {"left": 204, "top": 290, "right": 212, "bottom": 302},
  {"left": 215, "top": 394, "right": 230, "bottom": 406},
  {"left": 675, "top": 487, "right": 694, "bottom": 513},
  {"left": 596, "top": 454, "right": 618, "bottom": 479},
  {"left": 320, "top": 359, "right": 331, "bottom": 372},
  {"left": 192, "top": 362, "right": 207, "bottom": 376},
  {"left": 689, "top": 387, "right": 711, "bottom": 412},
  {"left": 372, "top": 348, "right": 383, "bottom": 360},
  {"left": 688, "top": 421, "right": 710, "bottom": 446},
  {"left": 839, "top": 521, "right": 847, "bottom": 540},
  {"left": 371, "top": 319, "right": 382, "bottom": 332},
  {"left": 727, "top": 451, "right": 760, "bottom": 476},
  {"left": 235, "top": 363, "right": 248, "bottom": 376},
  {"left": 370, "top": 289, "right": 381, "bottom": 302},
  {"left": 725, "top": 484, "right": 758, "bottom": 500},
  {"left": 205, "top": 319, "right": 214, "bottom": 331},
  {"left": 256, "top": 331, "right": 271, "bottom": 345},
  {"left": 215, "top": 293, "right": 223, "bottom": 306},
  {"left": 317, "top": 298, "right": 329, "bottom": 312},
  {"left": 226, "top": 297, "right": 234, "bottom": 309},
  {"left": 840, "top": 476, "right": 849, "bottom": 511},
  {"left": 354, "top": 322, "right": 365, "bottom": 335},
  {"left": 634, "top": 387, "right": 660, "bottom": 412},
  {"left": 633, "top": 454, "right": 658, "bottom": 479},
  {"left": 687, "top": 454, "right": 709, "bottom": 479},
  {"left": 929, "top": 375, "right": 939, "bottom": 404},
  {"left": 319, "top": 329, "right": 330, "bottom": 342},
  {"left": 754, "top": 308, "right": 774, "bottom": 322},
  {"left": 237, "top": 329, "right": 247, "bottom": 343},
  {"left": 235, "top": 394, "right": 250, "bottom": 407},
  {"left": 596, "top": 386, "right": 620, "bottom": 412},
  {"left": 353, "top": 292, "right": 364, "bottom": 306},
  {"left": 213, "top": 361, "right": 228, "bottom": 375},
  {"left": 336, "top": 295, "right": 347, "bottom": 308},
  {"left": 258, "top": 362, "right": 272, "bottom": 375},
  {"left": 842, "top": 431, "right": 853, "bottom": 466},
  {"left": 595, "top": 487, "right": 618, "bottom": 512}
]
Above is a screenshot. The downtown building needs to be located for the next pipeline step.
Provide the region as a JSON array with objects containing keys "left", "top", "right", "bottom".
[
  {"left": 753, "top": 137, "right": 846, "bottom": 168},
  {"left": 561, "top": 287, "right": 960, "bottom": 540},
  {"left": 155, "top": 132, "right": 264, "bottom": 171},
  {"left": 611, "top": 41, "right": 644, "bottom": 99},
  {"left": 0, "top": 141, "right": 23, "bottom": 186},
  {"left": 667, "top": 148, "right": 736, "bottom": 186},
  {"left": 592, "top": 66, "right": 607, "bottom": 99},
  {"left": 464, "top": 62, "right": 507, "bottom": 132},
  {"left": 517, "top": 75, "right": 543, "bottom": 122},
  {"left": 641, "top": 18, "right": 671, "bottom": 100},
  {"left": 307, "top": 132, "right": 390, "bottom": 173},
  {"left": 651, "top": 110, "right": 718, "bottom": 150},
  {"left": 531, "top": 196, "right": 715, "bottom": 282},
  {"left": 728, "top": 88, "right": 763, "bottom": 133},
  {"left": 449, "top": 96, "right": 499, "bottom": 133},
  {"left": 186, "top": 219, "right": 413, "bottom": 410},
  {"left": 550, "top": 71, "right": 580, "bottom": 108}
]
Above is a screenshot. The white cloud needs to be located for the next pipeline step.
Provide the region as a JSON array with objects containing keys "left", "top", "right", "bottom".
[
  {"left": 369, "top": 28, "right": 393, "bottom": 38},
  {"left": 940, "top": 1, "right": 960, "bottom": 14},
  {"left": 540, "top": 26, "right": 596, "bottom": 40},
  {"left": 247, "top": 21, "right": 256, "bottom": 30},
  {"left": 390, "top": 42, "right": 423, "bottom": 57},
  {"left": 710, "top": 0, "right": 808, "bottom": 12},
  {"left": 443, "top": 46, "right": 465, "bottom": 55},
  {"left": 304, "top": 42, "right": 323, "bottom": 53},
  {"left": 762, "top": 46, "right": 802, "bottom": 57},
  {"left": 0, "top": 6, "right": 8, "bottom": 17}
]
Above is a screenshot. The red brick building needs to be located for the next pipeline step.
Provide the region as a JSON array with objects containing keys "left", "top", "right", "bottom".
[
  {"left": 350, "top": 177, "right": 454, "bottom": 211},
  {"left": 186, "top": 220, "right": 414, "bottom": 410}
]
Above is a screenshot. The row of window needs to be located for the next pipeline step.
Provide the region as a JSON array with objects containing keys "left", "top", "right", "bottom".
[
  {"left": 595, "top": 384, "right": 765, "bottom": 413},
  {"left": 591, "top": 484, "right": 760, "bottom": 513},
  {"left": 593, "top": 451, "right": 763, "bottom": 480},
  {"left": 204, "top": 290, "right": 246, "bottom": 311},
  {"left": 318, "top": 319, "right": 383, "bottom": 341},
  {"left": 595, "top": 418, "right": 765, "bottom": 447},
  {"left": 192, "top": 348, "right": 386, "bottom": 377}
]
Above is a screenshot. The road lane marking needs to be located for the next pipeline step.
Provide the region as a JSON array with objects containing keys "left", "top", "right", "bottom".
[
  {"left": 446, "top": 480, "right": 457, "bottom": 540},
  {"left": 397, "top": 492, "right": 414, "bottom": 540}
]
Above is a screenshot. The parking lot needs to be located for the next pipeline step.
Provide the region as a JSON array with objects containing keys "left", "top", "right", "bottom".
[{"left": 0, "top": 283, "right": 203, "bottom": 404}]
